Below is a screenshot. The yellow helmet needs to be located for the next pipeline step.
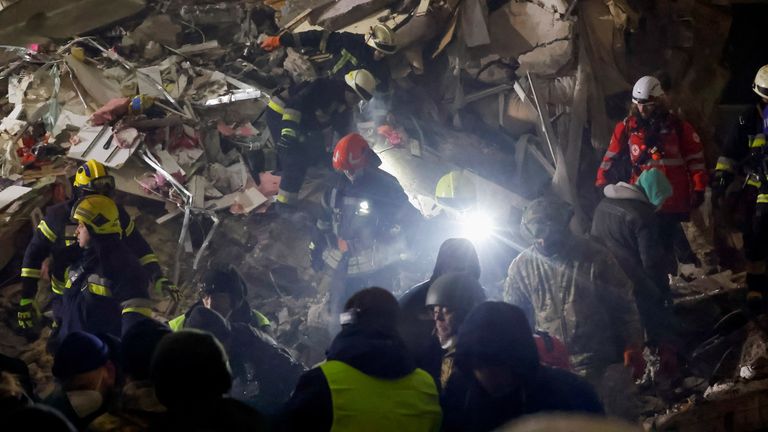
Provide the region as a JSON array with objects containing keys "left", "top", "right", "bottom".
[
  {"left": 71, "top": 195, "right": 122, "bottom": 237},
  {"left": 73, "top": 160, "right": 115, "bottom": 194},
  {"left": 435, "top": 171, "right": 477, "bottom": 211}
]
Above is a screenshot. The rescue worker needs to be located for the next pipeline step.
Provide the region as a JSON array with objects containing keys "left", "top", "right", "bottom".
[
  {"left": 260, "top": 24, "right": 394, "bottom": 89},
  {"left": 150, "top": 330, "right": 267, "bottom": 432},
  {"left": 448, "top": 302, "right": 602, "bottom": 432},
  {"left": 399, "top": 238, "right": 481, "bottom": 382},
  {"left": 591, "top": 169, "right": 675, "bottom": 340},
  {"left": 276, "top": 287, "right": 442, "bottom": 432},
  {"left": 17, "top": 160, "right": 176, "bottom": 333},
  {"left": 503, "top": 197, "right": 645, "bottom": 384},
  {"left": 168, "top": 267, "right": 271, "bottom": 334},
  {"left": 713, "top": 64, "right": 768, "bottom": 313},
  {"left": 595, "top": 76, "right": 707, "bottom": 271},
  {"left": 425, "top": 272, "right": 486, "bottom": 428},
  {"left": 311, "top": 133, "right": 421, "bottom": 322},
  {"left": 426, "top": 272, "right": 487, "bottom": 392},
  {"left": 183, "top": 306, "right": 305, "bottom": 415},
  {"left": 55, "top": 195, "right": 153, "bottom": 344},
  {"left": 265, "top": 72, "right": 377, "bottom": 208}
]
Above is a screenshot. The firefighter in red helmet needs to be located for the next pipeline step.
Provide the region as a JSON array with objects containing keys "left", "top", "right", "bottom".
[{"left": 311, "top": 133, "right": 421, "bottom": 326}]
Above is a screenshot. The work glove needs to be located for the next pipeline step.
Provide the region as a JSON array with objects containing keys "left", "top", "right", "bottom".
[
  {"left": 154, "top": 277, "right": 181, "bottom": 302},
  {"left": 623, "top": 347, "right": 646, "bottom": 381},
  {"left": 712, "top": 170, "right": 734, "bottom": 192},
  {"left": 17, "top": 298, "right": 40, "bottom": 331},
  {"left": 691, "top": 190, "right": 706, "bottom": 209},
  {"left": 260, "top": 36, "right": 281, "bottom": 52}
]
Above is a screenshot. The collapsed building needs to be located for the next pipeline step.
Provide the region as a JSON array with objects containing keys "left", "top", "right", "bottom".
[{"left": 0, "top": 0, "right": 767, "bottom": 430}]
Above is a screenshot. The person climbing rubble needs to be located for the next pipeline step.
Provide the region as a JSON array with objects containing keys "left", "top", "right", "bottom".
[
  {"left": 265, "top": 72, "right": 377, "bottom": 209},
  {"left": 275, "top": 287, "right": 442, "bottom": 432},
  {"left": 17, "top": 160, "right": 178, "bottom": 336},
  {"left": 311, "top": 133, "right": 422, "bottom": 324},
  {"left": 503, "top": 197, "right": 645, "bottom": 386},
  {"left": 591, "top": 168, "right": 681, "bottom": 381},
  {"left": 713, "top": 64, "right": 768, "bottom": 315},
  {"left": 595, "top": 76, "right": 708, "bottom": 273},
  {"left": 260, "top": 24, "right": 394, "bottom": 91},
  {"left": 182, "top": 305, "right": 305, "bottom": 415},
  {"left": 168, "top": 267, "right": 272, "bottom": 335},
  {"left": 51, "top": 195, "right": 154, "bottom": 347},
  {"left": 446, "top": 302, "right": 603, "bottom": 432},
  {"left": 399, "top": 238, "right": 482, "bottom": 383}
]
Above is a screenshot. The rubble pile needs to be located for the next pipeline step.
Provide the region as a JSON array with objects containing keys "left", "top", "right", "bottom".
[{"left": 1, "top": 0, "right": 767, "bottom": 429}]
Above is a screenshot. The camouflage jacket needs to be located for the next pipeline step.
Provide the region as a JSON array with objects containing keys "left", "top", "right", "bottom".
[{"left": 503, "top": 236, "right": 643, "bottom": 375}]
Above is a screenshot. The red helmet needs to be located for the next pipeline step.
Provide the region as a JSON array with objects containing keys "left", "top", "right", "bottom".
[{"left": 332, "top": 133, "right": 370, "bottom": 173}]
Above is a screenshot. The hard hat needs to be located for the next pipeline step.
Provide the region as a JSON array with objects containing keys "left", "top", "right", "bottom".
[
  {"left": 344, "top": 69, "right": 376, "bottom": 101},
  {"left": 753, "top": 65, "right": 768, "bottom": 99},
  {"left": 367, "top": 24, "right": 397, "bottom": 54},
  {"left": 435, "top": 171, "right": 477, "bottom": 211},
  {"left": 73, "top": 160, "right": 115, "bottom": 195},
  {"left": 333, "top": 133, "right": 370, "bottom": 173},
  {"left": 425, "top": 272, "right": 486, "bottom": 312},
  {"left": 632, "top": 76, "right": 665, "bottom": 104},
  {"left": 201, "top": 268, "right": 246, "bottom": 302},
  {"left": 71, "top": 194, "right": 122, "bottom": 236}
]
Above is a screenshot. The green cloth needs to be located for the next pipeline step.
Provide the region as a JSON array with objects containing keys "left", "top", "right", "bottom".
[{"left": 636, "top": 168, "right": 672, "bottom": 208}]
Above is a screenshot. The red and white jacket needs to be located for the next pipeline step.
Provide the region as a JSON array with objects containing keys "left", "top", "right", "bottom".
[{"left": 596, "top": 114, "right": 707, "bottom": 215}]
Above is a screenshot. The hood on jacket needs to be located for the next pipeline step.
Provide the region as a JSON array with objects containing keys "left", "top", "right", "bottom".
[
  {"left": 430, "top": 238, "right": 481, "bottom": 282},
  {"left": 636, "top": 168, "right": 673, "bottom": 208},
  {"left": 454, "top": 302, "right": 539, "bottom": 376},
  {"left": 603, "top": 182, "right": 649, "bottom": 203},
  {"left": 327, "top": 326, "right": 416, "bottom": 379}
]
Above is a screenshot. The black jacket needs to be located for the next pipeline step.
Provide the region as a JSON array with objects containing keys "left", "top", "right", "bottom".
[
  {"left": 275, "top": 326, "right": 419, "bottom": 432},
  {"left": 457, "top": 367, "right": 603, "bottom": 432},
  {"left": 150, "top": 398, "right": 266, "bottom": 432},
  {"left": 447, "top": 302, "right": 603, "bottom": 432},
  {"left": 21, "top": 199, "right": 160, "bottom": 298},
  {"left": 590, "top": 183, "right": 668, "bottom": 298},
  {"left": 280, "top": 30, "right": 390, "bottom": 92}
]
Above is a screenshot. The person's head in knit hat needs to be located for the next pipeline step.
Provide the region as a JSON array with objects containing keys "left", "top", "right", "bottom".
[
  {"left": 52, "top": 331, "right": 116, "bottom": 395},
  {"left": 121, "top": 319, "right": 172, "bottom": 382},
  {"left": 151, "top": 329, "right": 232, "bottom": 410}
]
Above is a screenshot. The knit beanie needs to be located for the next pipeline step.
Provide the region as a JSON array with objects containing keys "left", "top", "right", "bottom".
[
  {"left": 121, "top": 319, "right": 172, "bottom": 381},
  {"left": 636, "top": 168, "right": 673, "bottom": 208},
  {"left": 52, "top": 332, "right": 110, "bottom": 380},
  {"left": 151, "top": 330, "right": 232, "bottom": 409}
]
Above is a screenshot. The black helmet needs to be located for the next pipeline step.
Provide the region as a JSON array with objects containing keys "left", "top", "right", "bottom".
[
  {"left": 425, "top": 272, "right": 486, "bottom": 313},
  {"left": 201, "top": 268, "right": 247, "bottom": 303}
]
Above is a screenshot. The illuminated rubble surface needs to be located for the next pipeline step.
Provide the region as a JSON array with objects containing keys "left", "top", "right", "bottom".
[{"left": 0, "top": 0, "right": 768, "bottom": 430}]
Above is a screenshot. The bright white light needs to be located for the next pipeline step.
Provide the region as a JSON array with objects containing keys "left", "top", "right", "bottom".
[
  {"left": 459, "top": 211, "right": 494, "bottom": 242},
  {"left": 358, "top": 200, "right": 370, "bottom": 215}
]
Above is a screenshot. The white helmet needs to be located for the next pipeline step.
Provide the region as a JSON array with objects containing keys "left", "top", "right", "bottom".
[
  {"left": 632, "top": 76, "right": 664, "bottom": 103},
  {"left": 753, "top": 65, "right": 768, "bottom": 99},
  {"left": 345, "top": 69, "right": 376, "bottom": 101},
  {"left": 367, "top": 24, "right": 397, "bottom": 55}
]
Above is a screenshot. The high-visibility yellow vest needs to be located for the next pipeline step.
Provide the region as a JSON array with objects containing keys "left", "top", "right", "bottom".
[{"left": 319, "top": 360, "right": 442, "bottom": 432}]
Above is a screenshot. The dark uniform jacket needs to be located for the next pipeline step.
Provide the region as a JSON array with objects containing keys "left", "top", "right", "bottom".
[
  {"left": 21, "top": 199, "right": 160, "bottom": 299},
  {"left": 279, "top": 30, "right": 390, "bottom": 91}
]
